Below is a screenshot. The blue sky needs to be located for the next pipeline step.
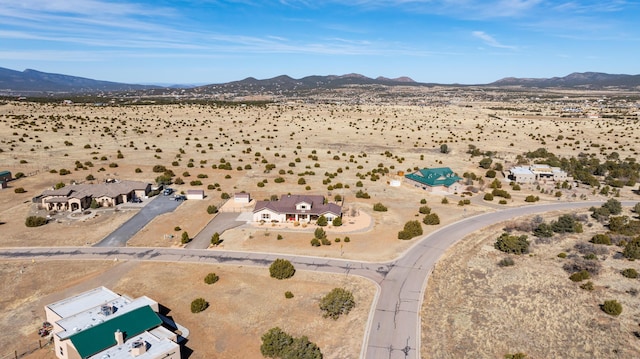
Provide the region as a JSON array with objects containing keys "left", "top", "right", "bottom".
[{"left": 0, "top": 0, "right": 638, "bottom": 84}]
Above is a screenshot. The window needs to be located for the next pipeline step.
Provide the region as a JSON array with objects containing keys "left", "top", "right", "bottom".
[
  {"left": 261, "top": 213, "right": 270, "bottom": 220},
  {"left": 59, "top": 346, "right": 64, "bottom": 356}
]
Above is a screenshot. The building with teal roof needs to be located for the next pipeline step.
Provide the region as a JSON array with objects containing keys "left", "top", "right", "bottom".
[
  {"left": 45, "top": 287, "right": 184, "bottom": 359},
  {"left": 404, "top": 167, "right": 463, "bottom": 193}
]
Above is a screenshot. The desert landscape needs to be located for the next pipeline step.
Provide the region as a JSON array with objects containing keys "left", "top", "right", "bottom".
[{"left": 1, "top": 86, "right": 639, "bottom": 358}]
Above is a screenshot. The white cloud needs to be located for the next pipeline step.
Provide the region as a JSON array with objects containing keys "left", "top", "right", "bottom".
[{"left": 472, "top": 31, "right": 516, "bottom": 49}]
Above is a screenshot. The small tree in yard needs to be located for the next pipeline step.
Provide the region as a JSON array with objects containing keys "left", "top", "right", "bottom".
[
  {"left": 90, "top": 198, "right": 99, "bottom": 209},
  {"left": 601, "top": 300, "right": 622, "bottom": 316},
  {"left": 181, "top": 231, "right": 190, "bottom": 244},
  {"left": 204, "top": 272, "right": 219, "bottom": 284},
  {"left": 494, "top": 233, "right": 530, "bottom": 255},
  {"left": 25, "top": 216, "right": 47, "bottom": 227},
  {"left": 211, "top": 232, "right": 221, "bottom": 246},
  {"left": 314, "top": 227, "right": 326, "bottom": 240},
  {"left": 190, "top": 298, "right": 208, "bottom": 313},
  {"left": 332, "top": 216, "right": 342, "bottom": 227},
  {"left": 207, "top": 205, "right": 217, "bottom": 214},
  {"left": 316, "top": 215, "right": 328, "bottom": 226},
  {"left": 269, "top": 259, "right": 295, "bottom": 279},
  {"left": 319, "top": 288, "right": 355, "bottom": 320}
]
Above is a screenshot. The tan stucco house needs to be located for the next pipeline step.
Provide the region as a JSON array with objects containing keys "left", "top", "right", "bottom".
[{"left": 39, "top": 180, "right": 151, "bottom": 211}]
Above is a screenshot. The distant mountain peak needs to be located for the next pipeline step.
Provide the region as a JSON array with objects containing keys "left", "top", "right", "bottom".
[{"left": 491, "top": 72, "right": 640, "bottom": 88}]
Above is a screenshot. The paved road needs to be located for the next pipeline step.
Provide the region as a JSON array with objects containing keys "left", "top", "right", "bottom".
[
  {"left": 95, "top": 195, "right": 182, "bottom": 247},
  {"left": 186, "top": 212, "right": 247, "bottom": 249},
  {"left": 2, "top": 200, "right": 637, "bottom": 358}
]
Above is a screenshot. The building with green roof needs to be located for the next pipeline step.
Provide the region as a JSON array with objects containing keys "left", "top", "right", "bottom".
[
  {"left": 45, "top": 287, "right": 184, "bottom": 359},
  {"left": 404, "top": 167, "right": 463, "bottom": 193}
]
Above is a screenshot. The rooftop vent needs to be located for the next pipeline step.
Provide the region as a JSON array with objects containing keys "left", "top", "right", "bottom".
[
  {"left": 131, "top": 341, "right": 147, "bottom": 356},
  {"left": 101, "top": 305, "right": 113, "bottom": 316}
]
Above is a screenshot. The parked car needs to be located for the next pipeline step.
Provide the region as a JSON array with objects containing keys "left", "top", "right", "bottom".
[
  {"left": 163, "top": 188, "right": 173, "bottom": 196},
  {"left": 131, "top": 197, "right": 142, "bottom": 203}
]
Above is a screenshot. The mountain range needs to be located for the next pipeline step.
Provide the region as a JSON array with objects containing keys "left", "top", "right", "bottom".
[{"left": 1, "top": 66, "right": 639, "bottom": 96}]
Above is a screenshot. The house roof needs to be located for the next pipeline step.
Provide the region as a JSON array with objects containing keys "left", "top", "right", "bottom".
[
  {"left": 405, "top": 167, "right": 462, "bottom": 187},
  {"left": 254, "top": 194, "right": 341, "bottom": 216},
  {"left": 68, "top": 305, "right": 162, "bottom": 359}
]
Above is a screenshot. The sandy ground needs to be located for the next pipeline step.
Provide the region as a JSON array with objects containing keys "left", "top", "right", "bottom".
[
  {"left": 2, "top": 260, "right": 375, "bottom": 359},
  {"left": 422, "top": 208, "right": 640, "bottom": 358}
]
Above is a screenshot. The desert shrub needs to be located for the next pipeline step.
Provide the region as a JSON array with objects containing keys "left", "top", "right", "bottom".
[
  {"left": 622, "top": 268, "right": 639, "bottom": 279},
  {"left": 557, "top": 252, "right": 567, "bottom": 258},
  {"left": 14, "top": 187, "right": 25, "bottom": 193},
  {"left": 373, "top": 203, "right": 388, "bottom": 212},
  {"left": 319, "top": 288, "right": 355, "bottom": 320},
  {"left": 524, "top": 195, "right": 539, "bottom": 202},
  {"left": 590, "top": 234, "right": 611, "bottom": 245},
  {"left": 551, "top": 214, "right": 583, "bottom": 233},
  {"left": 314, "top": 227, "right": 326, "bottom": 239},
  {"left": 492, "top": 188, "right": 511, "bottom": 199},
  {"left": 530, "top": 222, "right": 552, "bottom": 238},
  {"left": 25, "top": 216, "right": 47, "bottom": 227},
  {"left": 181, "top": 231, "right": 190, "bottom": 244},
  {"left": 584, "top": 253, "right": 597, "bottom": 260},
  {"left": 310, "top": 238, "right": 321, "bottom": 247},
  {"left": 332, "top": 217, "right": 342, "bottom": 227},
  {"left": 623, "top": 237, "right": 640, "bottom": 260},
  {"left": 210, "top": 232, "right": 221, "bottom": 246},
  {"left": 14, "top": 172, "right": 25, "bottom": 179},
  {"left": 321, "top": 238, "right": 331, "bottom": 245},
  {"left": 634, "top": 202, "right": 640, "bottom": 214},
  {"left": 419, "top": 205, "right": 431, "bottom": 214},
  {"left": 398, "top": 220, "right": 423, "bottom": 240},
  {"left": 344, "top": 237, "right": 350, "bottom": 242},
  {"left": 504, "top": 353, "right": 527, "bottom": 359},
  {"left": 260, "top": 327, "right": 322, "bottom": 359},
  {"left": 498, "top": 257, "right": 515, "bottom": 267},
  {"left": 601, "top": 300, "right": 622, "bottom": 316},
  {"left": 108, "top": 163, "right": 118, "bottom": 168},
  {"left": 59, "top": 168, "right": 71, "bottom": 175},
  {"left": 603, "top": 198, "right": 623, "bottom": 215},
  {"left": 563, "top": 258, "right": 602, "bottom": 276},
  {"left": 485, "top": 169, "right": 496, "bottom": 178},
  {"left": 484, "top": 193, "right": 494, "bottom": 201},
  {"left": 423, "top": 213, "right": 440, "bottom": 225},
  {"left": 494, "top": 233, "right": 529, "bottom": 255},
  {"left": 420, "top": 198, "right": 427, "bottom": 204},
  {"left": 269, "top": 259, "right": 295, "bottom": 279},
  {"left": 277, "top": 234, "right": 283, "bottom": 240},
  {"left": 204, "top": 272, "right": 219, "bottom": 284},
  {"left": 285, "top": 291, "right": 294, "bottom": 299},
  {"left": 355, "top": 190, "right": 370, "bottom": 199},
  {"left": 174, "top": 226, "right": 181, "bottom": 231},
  {"left": 569, "top": 270, "right": 591, "bottom": 282},
  {"left": 207, "top": 205, "right": 217, "bottom": 214},
  {"left": 190, "top": 298, "right": 208, "bottom": 313},
  {"left": 174, "top": 177, "right": 184, "bottom": 185},
  {"left": 190, "top": 180, "right": 202, "bottom": 186},
  {"left": 580, "top": 281, "right": 594, "bottom": 291},
  {"left": 479, "top": 157, "right": 492, "bottom": 169},
  {"left": 499, "top": 199, "right": 508, "bottom": 205},
  {"left": 574, "top": 242, "right": 607, "bottom": 256}
]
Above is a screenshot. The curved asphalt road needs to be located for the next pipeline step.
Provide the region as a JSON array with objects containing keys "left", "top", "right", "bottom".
[{"left": 1, "top": 200, "right": 637, "bottom": 358}]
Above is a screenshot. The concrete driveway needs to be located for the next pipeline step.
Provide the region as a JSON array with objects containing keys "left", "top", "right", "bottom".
[
  {"left": 95, "top": 195, "right": 182, "bottom": 247},
  {"left": 185, "top": 212, "right": 248, "bottom": 249}
]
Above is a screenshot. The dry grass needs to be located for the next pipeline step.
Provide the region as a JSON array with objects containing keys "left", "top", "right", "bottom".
[{"left": 422, "top": 209, "right": 640, "bottom": 358}]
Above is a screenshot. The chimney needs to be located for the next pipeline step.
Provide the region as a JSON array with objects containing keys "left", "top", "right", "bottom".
[{"left": 115, "top": 329, "right": 124, "bottom": 345}]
